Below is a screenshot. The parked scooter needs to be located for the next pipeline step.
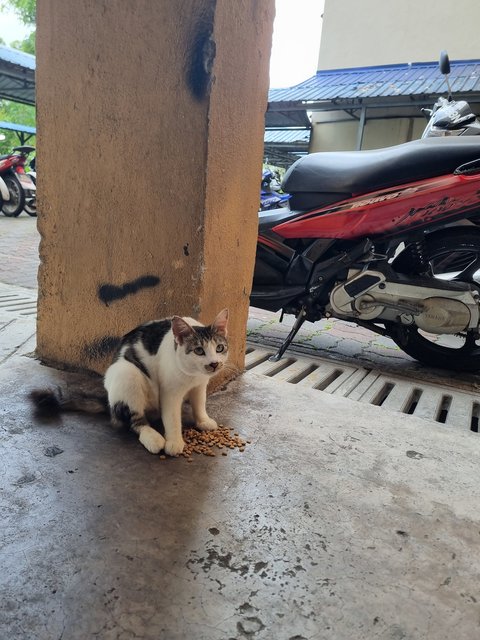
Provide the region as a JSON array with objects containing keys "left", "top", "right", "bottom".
[
  {"left": 260, "top": 169, "right": 291, "bottom": 210},
  {"left": 0, "top": 145, "right": 36, "bottom": 217},
  {"left": 252, "top": 57, "right": 480, "bottom": 372}
]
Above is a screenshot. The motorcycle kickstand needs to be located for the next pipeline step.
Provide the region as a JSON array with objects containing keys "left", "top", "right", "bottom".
[{"left": 269, "top": 308, "right": 307, "bottom": 362}]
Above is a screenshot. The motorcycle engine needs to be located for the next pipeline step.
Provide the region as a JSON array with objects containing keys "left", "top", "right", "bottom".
[
  {"left": 413, "top": 298, "right": 471, "bottom": 333},
  {"left": 329, "top": 269, "right": 479, "bottom": 334}
]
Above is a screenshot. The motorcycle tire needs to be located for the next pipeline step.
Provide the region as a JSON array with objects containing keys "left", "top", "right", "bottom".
[
  {"left": 24, "top": 199, "right": 37, "bottom": 217},
  {"left": 388, "top": 228, "right": 480, "bottom": 372},
  {"left": 1, "top": 174, "right": 25, "bottom": 217}
]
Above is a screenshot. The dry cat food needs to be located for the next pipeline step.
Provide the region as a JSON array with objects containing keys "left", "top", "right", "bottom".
[{"left": 160, "top": 426, "right": 249, "bottom": 460}]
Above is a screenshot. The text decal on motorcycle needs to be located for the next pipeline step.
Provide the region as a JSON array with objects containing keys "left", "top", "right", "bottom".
[{"left": 273, "top": 174, "right": 480, "bottom": 240}]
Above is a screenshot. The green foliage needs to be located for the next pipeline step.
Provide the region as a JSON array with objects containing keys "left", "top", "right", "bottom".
[
  {"left": 1, "top": 0, "right": 35, "bottom": 25},
  {"left": 1, "top": 0, "right": 36, "bottom": 52},
  {"left": 0, "top": 99, "right": 36, "bottom": 153},
  {"left": 0, "top": 1, "right": 37, "bottom": 145},
  {"left": 263, "top": 163, "right": 286, "bottom": 179},
  {"left": 10, "top": 30, "right": 35, "bottom": 54}
]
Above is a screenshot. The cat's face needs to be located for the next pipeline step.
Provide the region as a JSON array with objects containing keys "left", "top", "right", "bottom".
[{"left": 172, "top": 309, "right": 229, "bottom": 377}]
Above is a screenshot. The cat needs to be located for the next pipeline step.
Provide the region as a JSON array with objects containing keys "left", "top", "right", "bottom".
[{"left": 30, "top": 309, "right": 229, "bottom": 456}]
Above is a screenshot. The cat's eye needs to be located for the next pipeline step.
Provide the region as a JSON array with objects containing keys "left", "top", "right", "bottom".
[
  {"left": 216, "top": 344, "right": 225, "bottom": 353},
  {"left": 194, "top": 347, "right": 205, "bottom": 356}
]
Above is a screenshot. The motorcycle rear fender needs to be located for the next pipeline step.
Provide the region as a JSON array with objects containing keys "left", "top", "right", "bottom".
[{"left": 0, "top": 176, "right": 10, "bottom": 201}]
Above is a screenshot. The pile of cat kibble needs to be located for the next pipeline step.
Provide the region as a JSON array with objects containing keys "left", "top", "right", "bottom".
[{"left": 166, "top": 425, "right": 249, "bottom": 461}]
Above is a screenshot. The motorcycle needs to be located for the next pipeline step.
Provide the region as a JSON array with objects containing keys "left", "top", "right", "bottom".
[
  {"left": 0, "top": 145, "right": 36, "bottom": 217},
  {"left": 251, "top": 56, "right": 480, "bottom": 372},
  {"left": 260, "top": 168, "right": 291, "bottom": 210}
]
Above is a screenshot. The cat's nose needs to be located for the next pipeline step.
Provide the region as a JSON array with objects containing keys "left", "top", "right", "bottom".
[{"left": 209, "top": 362, "right": 219, "bottom": 370}]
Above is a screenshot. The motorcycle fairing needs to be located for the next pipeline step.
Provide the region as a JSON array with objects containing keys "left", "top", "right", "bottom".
[{"left": 273, "top": 172, "right": 480, "bottom": 241}]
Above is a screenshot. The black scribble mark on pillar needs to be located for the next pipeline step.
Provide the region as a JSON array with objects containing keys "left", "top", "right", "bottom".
[
  {"left": 187, "top": 1, "right": 217, "bottom": 100},
  {"left": 98, "top": 275, "right": 160, "bottom": 306},
  {"left": 183, "top": 243, "right": 190, "bottom": 256}
]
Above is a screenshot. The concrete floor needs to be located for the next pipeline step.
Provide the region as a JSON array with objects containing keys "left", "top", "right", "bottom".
[
  {"left": 2, "top": 217, "right": 480, "bottom": 638},
  {"left": 2, "top": 334, "right": 480, "bottom": 639}
]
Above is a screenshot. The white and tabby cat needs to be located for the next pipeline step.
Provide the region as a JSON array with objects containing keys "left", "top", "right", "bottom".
[{"left": 30, "top": 309, "right": 229, "bottom": 456}]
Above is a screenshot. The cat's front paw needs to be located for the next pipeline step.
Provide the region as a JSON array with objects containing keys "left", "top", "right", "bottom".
[
  {"left": 139, "top": 427, "right": 166, "bottom": 455},
  {"left": 197, "top": 417, "right": 218, "bottom": 431},
  {"left": 164, "top": 437, "right": 185, "bottom": 457}
]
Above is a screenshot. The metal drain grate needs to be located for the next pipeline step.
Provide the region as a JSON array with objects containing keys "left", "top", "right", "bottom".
[
  {"left": 0, "top": 289, "right": 37, "bottom": 316},
  {"left": 246, "top": 345, "right": 480, "bottom": 433}
]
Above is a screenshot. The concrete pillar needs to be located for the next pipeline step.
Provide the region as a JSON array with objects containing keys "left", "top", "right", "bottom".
[{"left": 36, "top": 0, "right": 274, "bottom": 385}]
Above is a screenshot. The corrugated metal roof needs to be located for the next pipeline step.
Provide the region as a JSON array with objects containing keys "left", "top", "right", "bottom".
[
  {"left": 268, "top": 60, "right": 480, "bottom": 104},
  {"left": 264, "top": 129, "right": 310, "bottom": 144},
  {"left": 0, "top": 45, "right": 35, "bottom": 70},
  {"left": 263, "top": 128, "right": 310, "bottom": 168},
  {"left": 0, "top": 45, "right": 36, "bottom": 105}
]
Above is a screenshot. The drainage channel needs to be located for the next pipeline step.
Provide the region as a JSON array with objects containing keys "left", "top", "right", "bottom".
[
  {"left": 0, "top": 287, "right": 37, "bottom": 317},
  {"left": 2, "top": 284, "right": 477, "bottom": 432},
  {"left": 246, "top": 344, "right": 480, "bottom": 433}
]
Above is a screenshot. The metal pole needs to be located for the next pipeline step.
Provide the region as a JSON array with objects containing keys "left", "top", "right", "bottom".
[{"left": 355, "top": 106, "right": 366, "bottom": 150}]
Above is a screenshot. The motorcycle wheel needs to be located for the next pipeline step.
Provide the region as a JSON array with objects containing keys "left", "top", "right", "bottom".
[
  {"left": 389, "top": 229, "right": 480, "bottom": 372},
  {"left": 1, "top": 174, "right": 25, "bottom": 217},
  {"left": 24, "top": 198, "right": 37, "bottom": 217}
]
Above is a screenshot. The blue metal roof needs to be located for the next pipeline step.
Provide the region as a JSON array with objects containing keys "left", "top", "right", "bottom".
[
  {"left": 264, "top": 128, "right": 310, "bottom": 144},
  {"left": 0, "top": 45, "right": 36, "bottom": 105},
  {"left": 0, "top": 45, "right": 35, "bottom": 70},
  {"left": 268, "top": 60, "right": 480, "bottom": 104},
  {"left": 263, "top": 128, "right": 310, "bottom": 168}
]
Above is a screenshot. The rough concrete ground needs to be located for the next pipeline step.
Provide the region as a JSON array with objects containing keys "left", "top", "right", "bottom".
[
  {"left": 2, "top": 346, "right": 480, "bottom": 639},
  {"left": 1, "top": 215, "right": 480, "bottom": 639},
  {"left": 0, "top": 215, "right": 39, "bottom": 290}
]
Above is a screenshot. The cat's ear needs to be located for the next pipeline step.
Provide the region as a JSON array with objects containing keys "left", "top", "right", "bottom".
[
  {"left": 213, "top": 308, "right": 229, "bottom": 337},
  {"left": 172, "top": 316, "right": 194, "bottom": 345}
]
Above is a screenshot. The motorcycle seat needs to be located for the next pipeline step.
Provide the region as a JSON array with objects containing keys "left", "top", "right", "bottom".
[{"left": 283, "top": 137, "right": 480, "bottom": 210}]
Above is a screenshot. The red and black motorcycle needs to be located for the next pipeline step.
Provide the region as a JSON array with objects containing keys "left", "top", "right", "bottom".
[
  {"left": 0, "top": 145, "right": 36, "bottom": 217},
  {"left": 252, "top": 136, "right": 480, "bottom": 371}
]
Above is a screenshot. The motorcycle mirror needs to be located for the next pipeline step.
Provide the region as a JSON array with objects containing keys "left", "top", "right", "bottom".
[{"left": 439, "top": 50, "right": 451, "bottom": 75}]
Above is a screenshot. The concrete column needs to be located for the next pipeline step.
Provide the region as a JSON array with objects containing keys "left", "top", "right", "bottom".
[{"left": 36, "top": 0, "right": 274, "bottom": 385}]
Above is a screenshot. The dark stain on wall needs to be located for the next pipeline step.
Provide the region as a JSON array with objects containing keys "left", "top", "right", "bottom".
[
  {"left": 187, "top": 2, "right": 217, "bottom": 100},
  {"left": 84, "top": 335, "right": 121, "bottom": 360},
  {"left": 98, "top": 275, "right": 160, "bottom": 305}
]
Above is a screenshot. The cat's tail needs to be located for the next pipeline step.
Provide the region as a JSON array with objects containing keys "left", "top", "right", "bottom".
[{"left": 29, "top": 387, "right": 109, "bottom": 416}]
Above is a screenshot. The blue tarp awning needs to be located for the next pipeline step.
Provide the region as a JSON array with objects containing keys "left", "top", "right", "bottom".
[{"left": 0, "top": 120, "right": 36, "bottom": 135}]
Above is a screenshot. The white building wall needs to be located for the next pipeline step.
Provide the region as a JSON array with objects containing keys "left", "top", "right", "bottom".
[
  {"left": 310, "top": 113, "right": 426, "bottom": 152},
  {"left": 318, "top": 0, "right": 480, "bottom": 70},
  {"left": 309, "top": 0, "right": 480, "bottom": 151}
]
